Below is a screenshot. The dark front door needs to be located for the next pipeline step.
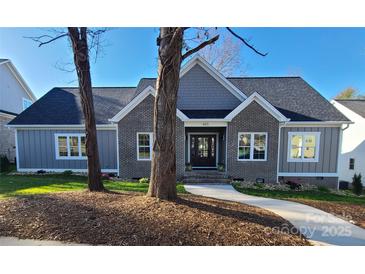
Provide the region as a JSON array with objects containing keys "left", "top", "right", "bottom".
[{"left": 190, "top": 135, "right": 217, "bottom": 167}]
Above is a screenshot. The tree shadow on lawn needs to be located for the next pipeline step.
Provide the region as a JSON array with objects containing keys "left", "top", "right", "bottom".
[{"left": 0, "top": 191, "right": 306, "bottom": 245}]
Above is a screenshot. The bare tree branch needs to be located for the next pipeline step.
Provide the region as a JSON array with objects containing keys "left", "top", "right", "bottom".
[
  {"left": 182, "top": 34, "right": 219, "bottom": 60},
  {"left": 24, "top": 33, "right": 69, "bottom": 47},
  {"left": 226, "top": 27, "right": 267, "bottom": 57}
]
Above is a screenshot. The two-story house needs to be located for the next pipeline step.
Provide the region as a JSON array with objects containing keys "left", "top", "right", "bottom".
[{"left": 0, "top": 59, "right": 36, "bottom": 162}]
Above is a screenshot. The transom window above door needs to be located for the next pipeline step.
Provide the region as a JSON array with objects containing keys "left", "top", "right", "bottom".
[
  {"left": 237, "top": 132, "right": 267, "bottom": 161},
  {"left": 55, "top": 134, "right": 86, "bottom": 160},
  {"left": 288, "top": 132, "right": 320, "bottom": 162}
]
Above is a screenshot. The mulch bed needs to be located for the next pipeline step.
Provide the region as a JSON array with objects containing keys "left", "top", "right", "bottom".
[
  {"left": 289, "top": 199, "right": 365, "bottom": 229},
  {"left": 0, "top": 191, "right": 309, "bottom": 245}
]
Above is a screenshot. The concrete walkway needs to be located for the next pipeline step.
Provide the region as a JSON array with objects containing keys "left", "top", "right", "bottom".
[
  {"left": 185, "top": 184, "right": 365, "bottom": 246},
  {"left": 0, "top": 236, "right": 84, "bottom": 246}
]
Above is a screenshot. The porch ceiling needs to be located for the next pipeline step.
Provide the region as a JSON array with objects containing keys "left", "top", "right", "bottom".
[{"left": 180, "top": 109, "right": 232, "bottom": 119}]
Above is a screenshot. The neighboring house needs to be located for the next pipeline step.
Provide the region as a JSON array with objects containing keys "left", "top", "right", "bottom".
[
  {"left": 332, "top": 99, "right": 365, "bottom": 184},
  {"left": 8, "top": 56, "right": 350, "bottom": 188},
  {"left": 0, "top": 59, "right": 36, "bottom": 162}
]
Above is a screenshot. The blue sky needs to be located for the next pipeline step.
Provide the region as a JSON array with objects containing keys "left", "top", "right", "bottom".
[{"left": 1, "top": 27, "right": 364, "bottom": 99}]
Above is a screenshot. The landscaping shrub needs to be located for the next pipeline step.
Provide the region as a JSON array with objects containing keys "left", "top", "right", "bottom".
[
  {"left": 352, "top": 173, "right": 363, "bottom": 196},
  {"left": 0, "top": 155, "right": 10, "bottom": 173},
  {"left": 285, "top": 181, "right": 302, "bottom": 190},
  {"left": 253, "top": 182, "right": 264, "bottom": 189},
  {"left": 139, "top": 177, "right": 149, "bottom": 184},
  {"left": 62, "top": 170, "right": 73, "bottom": 176},
  {"left": 317, "top": 185, "right": 330, "bottom": 193}
]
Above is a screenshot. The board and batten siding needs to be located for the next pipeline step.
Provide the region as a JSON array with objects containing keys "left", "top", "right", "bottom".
[
  {"left": 279, "top": 127, "right": 340, "bottom": 173},
  {"left": 16, "top": 129, "right": 118, "bottom": 171}
]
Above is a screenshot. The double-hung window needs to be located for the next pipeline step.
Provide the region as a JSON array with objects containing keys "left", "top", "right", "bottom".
[
  {"left": 55, "top": 134, "right": 86, "bottom": 160},
  {"left": 237, "top": 132, "right": 267, "bottom": 161},
  {"left": 137, "top": 132, "right": 153, "bottom": 161},
  {"left": 288, "top": 132, "right": 320, "bottom": 162}
]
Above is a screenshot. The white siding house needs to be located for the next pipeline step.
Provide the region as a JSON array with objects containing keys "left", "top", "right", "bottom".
[
  {"left": 0, "top": 59, "right": 36, "bottom": 162},
  {"left": 332, "top": 99, "right": 365, "bottom": 184}
]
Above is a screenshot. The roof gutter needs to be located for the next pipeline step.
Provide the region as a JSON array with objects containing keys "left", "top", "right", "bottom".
[
  {"left": 284, "top": 121, "right": 353, "bottom": 127},
  {"left": 6, "top": 124, "right": 117, "bottom": 130}
]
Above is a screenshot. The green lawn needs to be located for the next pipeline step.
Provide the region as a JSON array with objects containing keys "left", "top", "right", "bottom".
[
  {"left": 0, "top": 173, "right": 186, "bottom": 199},
  {"left": 233, "top": 183, "right": 365, "bottom": 205}
]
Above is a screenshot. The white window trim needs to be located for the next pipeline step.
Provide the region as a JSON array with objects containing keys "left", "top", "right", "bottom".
[
  {"left": 287, "top": 132, "right": 321, "bottom": 162},
  {"left": 22, "top": 98, "right": 32, "bottom": 110},
  {"left": 237, "top": 132, "right": 268, "bottom": 161},
  {"left": 54, "top": 133, "right": 87, "bottom": 160},
  {"left": 137, "top": 132, "right": 153, "bottom": 161}
]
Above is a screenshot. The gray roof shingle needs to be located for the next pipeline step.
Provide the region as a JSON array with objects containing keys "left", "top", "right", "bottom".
[
  {"left": 8, "top": 87, "right": 137, "bottom": 125},
  {"left": 227, "top": 77, "right": 349, "bottom": 121},
  {"left": 135, "top": 77, "right": 349, "bottom": 122},
  {"left": 9, "top": 76, "right": 349, "bottom": 125},
  {"left": 335, "top": 99, "right": 365, "bottom": 118}
]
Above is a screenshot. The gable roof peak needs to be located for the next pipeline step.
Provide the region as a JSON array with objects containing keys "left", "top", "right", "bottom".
[
  {"left": 225, "top": 91, "right": 290, "bottom": 122},
  {"left": 180, "top": 55, "right": 247, "bottom": 100}
]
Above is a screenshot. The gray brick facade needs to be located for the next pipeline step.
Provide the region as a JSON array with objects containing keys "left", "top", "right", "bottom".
[
  {"left": 118, "top": 94, "right": 185, "bottom": 180},
  {"left": 226, "top": 101, "right": 279, "bottom": 183},
  {"left": 0, "top": 114, "right": 16, "bottom": 162}
]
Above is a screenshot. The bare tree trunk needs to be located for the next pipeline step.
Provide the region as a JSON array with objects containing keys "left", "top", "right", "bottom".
[
  {"left": 68, "top": 27, "right": 104, "bottom": 192},
  {"left": 147, "top": 27, "right": 184, "bottom": 200}
]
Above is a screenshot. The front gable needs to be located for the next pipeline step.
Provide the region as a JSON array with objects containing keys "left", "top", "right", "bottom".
[
  {"left": 110, "top": 86, "right": 188, "bottom": 123},
  {"left": 177, "top": 56, "right": 245, "bottom": 110},
  {"left": 225, "top": 92, "right": 289, "bottom": 122}
]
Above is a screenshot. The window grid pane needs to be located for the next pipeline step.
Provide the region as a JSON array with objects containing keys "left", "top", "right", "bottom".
[
  {"left": 238, "top": 134, "right": 251, "bottom": 159},
  {"left": 253, "top": 134, "right": 266, "bottom": 160},
  {"left": 303, "top": 135, "right": 316, "bottom": 159},
  {"left": 57, "top": 135, "right": 86, "bottom": 158},
  {"left": 138, "top": 134, "right": 151, "bottom": 159},
  {"left": 69, "top": 136, "right": 79, "bottom": 157},
  {"left": 81, "top": 136, "right": 86, "bottom": 157},
  {"left": 290, "top": 135, "right": 302, "bottom": 159},
  {"left": 290, "top": 133, "right": 319, "bottom": 161},
  {"left": 58, "top": 136, "right": 68, "bottom": 157}
]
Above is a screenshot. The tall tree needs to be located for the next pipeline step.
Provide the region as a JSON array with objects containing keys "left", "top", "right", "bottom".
[
  {"left": 197, "top": 30, "right": 246, "bottom": 76},
  {"left": 26, "top": 28, "right": 107, "bottom": 191},
  {"left": 68, "top": 27, "right": 104, "bottom": 191},
  {"left": 335, "top": 87, "right": 359, "bottom": 99},
  {"left": 147, "top": 27, "right": 266, "bottom": 200}
]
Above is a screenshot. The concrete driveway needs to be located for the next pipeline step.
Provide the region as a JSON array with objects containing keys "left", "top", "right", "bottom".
[{"left": 185, "top": 184, "right": 365, "bottom": 246}]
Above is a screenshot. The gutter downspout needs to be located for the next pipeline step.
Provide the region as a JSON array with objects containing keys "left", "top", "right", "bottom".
[{"left": 336, "top": 122, "right": 351, "bottom": 190}]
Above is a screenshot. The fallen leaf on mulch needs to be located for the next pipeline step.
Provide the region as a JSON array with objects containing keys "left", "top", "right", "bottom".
[{"left": 0, "top": 191, "right": 309, "bottom": 246}]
